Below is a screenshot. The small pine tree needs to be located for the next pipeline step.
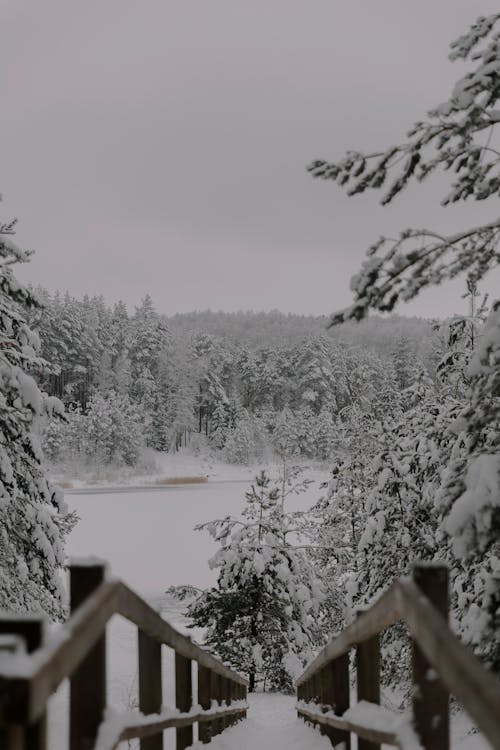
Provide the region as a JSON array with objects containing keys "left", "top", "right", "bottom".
[{"left": 188, "top": 471, "right": 323, "bottom": 692}]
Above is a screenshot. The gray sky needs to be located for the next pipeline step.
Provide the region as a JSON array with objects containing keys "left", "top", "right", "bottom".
[{"left": 2, "top": 1, "right": 499, "bottom": 319}]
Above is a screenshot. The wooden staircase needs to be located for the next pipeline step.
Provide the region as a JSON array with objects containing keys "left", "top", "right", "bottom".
[{"left": 1, "top": 563, "right": 500, "bottom": 749}]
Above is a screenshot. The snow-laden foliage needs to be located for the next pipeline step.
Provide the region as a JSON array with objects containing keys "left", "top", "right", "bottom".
[
  {"left": 0, "top": 219, "right": 73, "bottom": 618},
  {"left": 35, "top": 293, "right": 432, "bottom": 466},
  {"left": 306, "top": 12, "right": 500, "bottom": 679},
  {"left": 438, "top": 301, "right": 500, "bottom": 669},
  {"left": 309, "top": 13, "right": 500, "bottom": 323},
  {"left": 188, "top": 471, "right": 323, "bottom": 693},
  {"left": 44, "top": 392, "right": 143, "bottom": 468}
]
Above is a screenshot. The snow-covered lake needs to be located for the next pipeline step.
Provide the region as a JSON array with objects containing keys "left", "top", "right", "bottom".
[{"left": 65, "top": 480, "right": 254, "bottom": 595}]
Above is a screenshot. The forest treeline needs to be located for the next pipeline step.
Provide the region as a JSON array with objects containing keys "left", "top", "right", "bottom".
[{"left": 31, "top": 289, "right": 442, "bottom": 467}]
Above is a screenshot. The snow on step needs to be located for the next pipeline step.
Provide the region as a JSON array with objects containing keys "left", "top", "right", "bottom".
[{"left": 191, "top": 694, "right": 330, "bottom": 750}]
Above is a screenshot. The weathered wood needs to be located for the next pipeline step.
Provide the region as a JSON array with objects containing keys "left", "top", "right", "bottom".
[
  {"left": 138, "top": 629, "right": 163, "bottom": 750},
  {"left": 70, "top": 562, "right": 107, "bottom": 750},
  {"left": 117, "top": 583, "right": 247, "bottom": 685},
  {"left": 197, "top": 666, "right": 211, "bottom": 743},
  {"left": 7, "top": 580, "right": 119, "bottom": 724},
  {"left": 297, "top": 704, "right": 398, "bottom": 747},
  {"left": 0, "top": 578, "right": 243, "bottom": 725},
  {"left": 322, "top": 655, "right": 351, "bottom": 748},
  {"left": 175, "top": 652, "right": 192, "bottom": 750},
  {"left": 0, "top": 617, "right": 46, "bottom": 750},
  {"left": 357, "top": 631, "right": 380, "bottom": 750},
  {"left": 396, "top": 577, "right": 500, "bottom": 749},
  {"left": 118, "top": 707, "right": 248, "bottom": 750},
  {"left": 297, "top": 585, "right": 399, "bottom": 685},
  {"left": 411, "top": 566, "right": 449, "bottom": 750}
]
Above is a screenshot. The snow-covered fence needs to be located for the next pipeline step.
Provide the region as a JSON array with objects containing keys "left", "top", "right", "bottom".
[
  {"left": 296, "top": 564, "right": 500, "bottom": 750},
  {"left": 0, "top": 561, "right": 248, "bottom": 750}
]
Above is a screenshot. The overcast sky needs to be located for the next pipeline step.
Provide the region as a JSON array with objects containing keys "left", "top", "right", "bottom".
[{"left": 2, "top": 1, "right": 499, "bottom": 319}]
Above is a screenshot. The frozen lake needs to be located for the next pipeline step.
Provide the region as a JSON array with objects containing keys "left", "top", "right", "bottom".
[
  {"left": 65, "top": 473, "right": 326, "bottom": 596},
  {"left": 65, "top": 480, "right": 253, "bottom": 595}
]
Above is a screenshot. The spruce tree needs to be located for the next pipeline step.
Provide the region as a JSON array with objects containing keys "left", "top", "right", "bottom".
[
  {"left": 0, "top": 216, "right": 72, "bottom": 618},
  {"left": 188, "top": 471, "right": 323, "bottom": 692}
]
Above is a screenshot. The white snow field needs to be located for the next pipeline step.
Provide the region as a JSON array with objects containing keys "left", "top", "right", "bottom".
[{"left": 43, "top": 473, "right": 490, "bottom": 749}]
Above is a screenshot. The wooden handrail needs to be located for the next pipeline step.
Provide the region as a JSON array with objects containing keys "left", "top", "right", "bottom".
[
  {"left": 0, "top": 561, "right": 248, "bottom": 749},
  {"left": 296, "top": 583, "right": 400, "bottom": 686},
  {"left": 99, "top": 703, "right": 248, "bottom": 750},
  {"left": 116, "top": 582, "right": 247, "bottom": 685},
  {"left": 396, "top": 579, "right": 500, "bottom": 749},
  {"left": 296, "top": 565, "right": 500, "bottom": 750}
]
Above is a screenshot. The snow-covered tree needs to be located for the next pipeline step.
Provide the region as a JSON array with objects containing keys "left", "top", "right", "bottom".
[
  {"left": 188, "top": 471, "right": 323, "bottom": 692},
  {"left": 0, "top": 217, "right": 73, "bottom": 618},
  {"left": 440, "top": 301, "right": 500, "bottom": 669},
  {"left": 82, "top": 391, "right": 143, "bottom": 466},
  {"left": 310, "top": 13, "right": 500, "bottom": 324},
  {"left": 309, "top": 12, "right": 500, "bottom": 676}
]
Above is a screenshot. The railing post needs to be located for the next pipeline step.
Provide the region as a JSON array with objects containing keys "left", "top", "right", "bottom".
[
  {"left": 70, "top": 561, "right": 106, "bottom": 750},
  {"left": 226, "top": 678, "right": 233, "bottom": 727},
  {"left": 210, "top": 671, "right": 222, "bottom": 736},
  {"left": 323, "top": 655, "right": 351, "bottom": 749},
  {"left": 412, "top": 565, "right": 449, "bottom": 750},
  {"left": 0, "top": 617, "right": 47, "bottom": 750},
  {"left": 198, "top": 666, "right": 211, "bottom": 743},
  {"left": 357, "top": 624, "right": 380, "bottom": 750},
  {"left": 138, "top": 629, "right": 163, "bottom": 750},
  {"left": 175, "top": 652, "right": 193, "bottom": 750},
  {"left": 231, "top": 680, "right": 241, "bottom": 724},
  {"left": 219, "top": 676, "right": 228, "bottom": 730},
  {"left": 240, "top": 682, "right": 247, "bottom": 719}
]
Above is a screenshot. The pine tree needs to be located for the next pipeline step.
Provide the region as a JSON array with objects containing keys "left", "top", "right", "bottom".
[
  {"left": 188, "top": 471, "right": 323, "bottom": 692},
  {"left": 83, "top": 391, "right": 143, "bottom": 466},
  {"left": 0, "top": 216, "right": 72, "bottom": 618}
]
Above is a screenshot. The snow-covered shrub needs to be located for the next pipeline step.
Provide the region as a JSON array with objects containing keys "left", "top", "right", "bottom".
[{"left": 440, "top": 301, "right": 500, "bottom": 669}]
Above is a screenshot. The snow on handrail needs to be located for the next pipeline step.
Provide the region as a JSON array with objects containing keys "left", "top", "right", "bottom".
[{"left": 296, "top": 566, "right": 500, "bottom": 750}]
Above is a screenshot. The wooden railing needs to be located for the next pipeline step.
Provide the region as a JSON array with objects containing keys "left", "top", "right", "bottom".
[
  {"left": 0, "top": 561, "right": 248, "bottom": 750},
  {"left": 296, "top": 565, "right": 500, "bottom": 750}
]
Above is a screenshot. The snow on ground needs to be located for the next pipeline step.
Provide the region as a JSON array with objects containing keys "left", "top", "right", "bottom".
[{"left": 192, "top": 693, "right": 330, "bottom": 750}]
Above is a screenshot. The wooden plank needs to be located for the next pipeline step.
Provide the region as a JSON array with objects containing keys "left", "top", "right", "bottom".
[
  {"left": 70, "top": 563, "right": 107, "bottom": 750},
  {"left": 117, "top": 583, "right": 247, "bottom": 685},
  {"left": 118, "top": 707, "right": 248, "bottom": 748},
  {"left": 357, "top": 633, "right": 380, "bottom": 750},
  {"left": 197, "top": 666, "right": 211, "bottom": 743},
  {"left": 3, "top": 580, "right": 120, "bottom": 724},
  {"left": 175, "top": 652, "right": 192, "bottom": 750},
  {"left": 397, "top": 578, "right": 500, "bottom": 750},
  {"left": 0, "top": 617, "right": 46, "bottom": 750},
  {"left": 297, "top": 705, "right": 398, "bottom": 747},
  {"left": 90, "top": 706, "right": 248, "bottom": 750},
  {"left": 138, "top": 629, "right": 163, "bottom": 750},
  {"left": 322, "top": 655, "right": 350, "bottom": 748},
  {"left": 411, "top": 566, "right": 449, "bottom": 750},
  {"left": 297, "top": 585, "right": 399, "bottom": 685}
]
